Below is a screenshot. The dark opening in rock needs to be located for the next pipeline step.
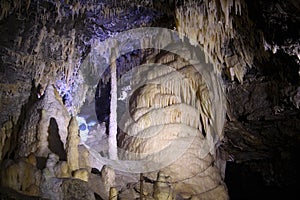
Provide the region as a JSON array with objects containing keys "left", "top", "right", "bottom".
[{"left": 48, "top": 118, "right": 67, "bottom": 161}]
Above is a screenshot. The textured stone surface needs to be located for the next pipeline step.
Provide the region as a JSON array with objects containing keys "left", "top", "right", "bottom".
[
  {"left": 54, "top": 161, "right": 71, "bottom": 178},
  {"left": 153, "top": 172, "right": 172, "bottom": 200},
  {"left": 67, "top": 117, "right": 80, "bottom": 172},
  {"left": 100, "top": 165, "right": 116, "bottom": 196},
  {"left": 73, "top": 168, "right": 89, "bottom": 182},
  {"left": 15, "top": 84, "right": 70, "bottom": 159},
  {"left": 0, "top": 155, "right": 42, "bottom": 196},
  {"left": 118, "top": 48, "right": 228, "bottom": 199},
  {"left": 0, "top": 120, "right": 13, "bottom": 163},
  {"left": 41, "top": 178, "right": 95, "bottom": 200},
  {"left": 0, "top": 186, "right": 48, "bottom": 200}
]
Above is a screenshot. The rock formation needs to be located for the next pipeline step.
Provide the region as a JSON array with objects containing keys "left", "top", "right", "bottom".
[
  {"left": 66, "top": 117, "right": 80, "bottom": 172},
  {"left": 118, "top": 46, "right": 228, "bottom": 199}
]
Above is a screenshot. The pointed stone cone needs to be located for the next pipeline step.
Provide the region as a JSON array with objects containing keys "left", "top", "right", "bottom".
[
  {"left": 153, "top": 172, "right": 172, "bottom": 200},
  {"left": 66, "top": 117, "right": 80, "bottom": 171},
  {"left": 109, "top": 187, "right": 118, "bottom": 200}
]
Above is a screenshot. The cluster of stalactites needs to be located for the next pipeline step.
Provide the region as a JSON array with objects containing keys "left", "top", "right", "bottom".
[
  {"left": 0, "top": 0, "right": 31, "bottom": 20},
  {"left": 0, "top": 0, "right": 158, "bottom": 23},
  {"left": 90, "top": 28, "right": 176, "bottom": 85},
  {"left": 6, "top": 26, "right": 79, "bottom": 90},
  {"left": 176, "top": 0, "right": 254, "bottom": 83},
  {"left": 55, "top": 0, "right": 163, "bottom": 23}
]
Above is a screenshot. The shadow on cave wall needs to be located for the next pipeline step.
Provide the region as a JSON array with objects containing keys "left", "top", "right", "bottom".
[{"left": 48, "top": 118, "right": 67, "bottom": 161}]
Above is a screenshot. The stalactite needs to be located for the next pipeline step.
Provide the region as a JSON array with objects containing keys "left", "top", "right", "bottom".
[
  {"left": 0, "top": 0, "right": 11, "bottom": 20},
  {"left": 54, "top": 0, "right": 62, "bottom": 24},
  {"left": 175, "top": 0, "right": 254, "bottom": 83},
  {"left": 25, "top": 0, "right": 30, "bottom": 11},
  {"left": 33, "top": 26, "right": 47, "bottom": 53},
  {"left": 13, "top": 0, "right": 21, "bottom": 13},
  {"left": 71, "top": 1, "right": 81, "bottom": 20},
  {"left": 66, "top": 29, "right": 76, "bottom": 84}
]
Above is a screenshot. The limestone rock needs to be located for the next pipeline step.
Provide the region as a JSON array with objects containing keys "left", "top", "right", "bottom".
[
  {"left": 41, "top": 178, "right": 95, "bottom": 200},
  {"left": 78, "top": 144, "right": 91, "bottom": 170},
  {"left": 88, "top": 173, "right": 109, "bottom": 200},
  {"left": 118, "top": 48, "right": 228, "bottom": 199},
  {"left": 24, "top": 184, "right": 40, "bottom": 196},
  {"left": 0, "top": 156, "right": 42, "bottom": 196},
  {"left": 17, "top": 84, "right": 70, "bottom": 158},
  {"left": 27, "top": 153, "right": 37, "bottom": 166},
  {"left": 109, "top": 187, "right": 118, "bottom": 200},
  {"left": 37, "top": 85, "right": 70, "bottom": 158},
  {"left": 190, "top": 184, "right": 228, "bottom": 200},
  {"left": 42, "top": 153, "right": 58, "bottom": 178},
  {"left": 175, "top": 0, "right": 257, "bottom": 83},
  {"left": 73, "top": 168, "right": 89, "bottom": 182},
  {"left": 54, "top": 161, "right": 71, "bottom": 178},
  {"left": 153, "top": 172, "right": 172, "bottom": 200},
  {"left": 66, "top": 117, "right": 80, "bottom": 171},
  {"left": 101, "top": 165, "right": 116, "bottom": 195},
  {"left": 0, "top": 120, "right": 13, "bottom": 164}
]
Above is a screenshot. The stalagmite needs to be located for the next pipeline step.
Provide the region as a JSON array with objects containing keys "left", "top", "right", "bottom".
[
  {"left": 44, "top": 153, "right": 59, "bottom": 177},
  {"left": 101, "top": 165, "right": 116, "bottom": 197},
  {"left": 66, "top": 117, "right": 80, "bottom": 172},
  {"left": 153, "top": 172, "right": 172, "bottom": 200},
  {"left": 54, "top": 161, "right": 70, "bottom": 178},
  {"left": 0, "top": 155, "right": 41, "bottom": 196},
  {"left": 109, "top": 187, "right": 118, "bottom": 200}
]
